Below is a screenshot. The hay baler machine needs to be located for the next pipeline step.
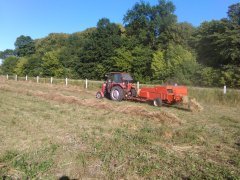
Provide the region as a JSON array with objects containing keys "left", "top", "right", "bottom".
[
  {"left": 136, "top": 85, "right": 188, "bottom": 107},
  {"left": 96, "top": 72, "right": 188, "bottom": 108}
]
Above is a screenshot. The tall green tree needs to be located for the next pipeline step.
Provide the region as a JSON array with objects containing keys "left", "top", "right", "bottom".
[
  {"left": 123, "top": 1, "right": 153, "bottom": 47},
  {"left": 194, "top": 66, "right": 219, "bottom": 87},
  {"left": 1, "top": 56, "right": 19, "bottom": 74},
  {"left": 76, "top": 18, "right": 123, "bottom": 79},
  {"left": 151, "top": 50, "right": 168, "bottom": 80},
  {"left": 159, "top": 22, "right": 195, "bottom": 49},
  {"left": 194, "top": 17, "right": 240, "bottom": 67},
  {"left": 24, "top": 55, "right": 42, "bottom": 77},
  {"left": 14, "top": 57, "right": 28, "bottom": 76},
  {"left": 131, "top": 46, "right": 153, "bottom": 82},
  {"left": 164, "top": 44, "right": 198, "bottom": 84},
  {"left": 41, "top": 51, "right": 64, "bottom": 77},
  {"left": 111, "top": 48, "right": 133, "bottom": 72},
  {"left": 15, "top": 35, "right": 35, "bottom": 57},
  {"left": 123, "top": 0, "right": 177, "bottom": 49},
  {"left": 220, "top": 65, "right": 240, "bottom": 87},
  {"left": 0, "top": 49, "right": 16, "bottom": 59},
  {"left": 228, "top": 3, "right": 240, "bottom": 25},
  {"left": 35, "top": 33, "right": 69, "bottom": 56}
]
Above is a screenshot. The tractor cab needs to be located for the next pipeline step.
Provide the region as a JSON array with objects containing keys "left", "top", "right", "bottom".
[{"left": 105, "top": 72, "right": 133, "bottom": 84}]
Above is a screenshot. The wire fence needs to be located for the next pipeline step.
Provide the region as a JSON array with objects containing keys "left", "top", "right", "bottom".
[
  {"left": 3, "top": 74, "right": 157, "bottom": 90},
  {"left": 4, "top": 75, "right": 103, "bottom": 90}
]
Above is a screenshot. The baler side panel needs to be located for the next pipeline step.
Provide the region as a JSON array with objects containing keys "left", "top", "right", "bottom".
[
  {"left": 139, "top": 87, "right": 173, "bottom": 102},
  {"left": 138, "top": 86, "right": 187, "bottom": 104}
]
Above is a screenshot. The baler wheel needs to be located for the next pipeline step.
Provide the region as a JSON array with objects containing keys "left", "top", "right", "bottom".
[
  {"left": 110, "top": 86, "right": 124, "bottom": 101},
  {"left": 153, "top": 98, "right": 162, "bottom": 107}
]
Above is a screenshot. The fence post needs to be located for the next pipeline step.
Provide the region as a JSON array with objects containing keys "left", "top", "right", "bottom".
[
  {"left": 65, "top": 78, "right": 68, "bottom": 86},
  {"left": 15, "top": 75, "right": 17, "bottom": 81},
  {"left": 6, "top": 74, "right": 8, "bottom": 80},
  {"left": 223, "top": 85, "right": 227, "bottom": 94},
  {"left": 50, "top": 77, "right": 53, "bottom": 84},
  {"left": 37, "top": 76, "right": 39, "bottom": 83},
  {"left": 26, "top": 75, "right": 28, "bottom": 81},
  {"left": 85, "top": 79, "right": 88, "bottom": 89},
  {"left": 137, "top": 81, "right": 140, "bottom": 91}
]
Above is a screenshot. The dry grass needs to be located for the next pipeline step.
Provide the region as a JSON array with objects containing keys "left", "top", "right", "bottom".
[
  {"left": 0, "top": 77, "right": 239, "bottom": 179},
  {"left": 0, "top": 80, "right": 182, "bottom": 126}
]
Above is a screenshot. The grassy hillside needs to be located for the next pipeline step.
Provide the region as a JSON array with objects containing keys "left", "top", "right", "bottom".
[{"left": 0, "top": 78, "right": 239, "bottom": 179}]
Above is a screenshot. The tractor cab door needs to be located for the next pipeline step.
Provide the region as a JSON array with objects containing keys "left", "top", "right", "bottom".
[{"left": 106, "top": 74, "right": 114, "bottom": 93}]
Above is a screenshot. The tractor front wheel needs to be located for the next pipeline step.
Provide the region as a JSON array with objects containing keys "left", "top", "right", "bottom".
[
  {"left": 110, "top": 86, "right": 124, "bottom": 101},
  {"left": 153, "top": 98, "right": 162, "bottom": 107},
  {"left": 96, "top": 91, "right": 103, "bottom": 99}
]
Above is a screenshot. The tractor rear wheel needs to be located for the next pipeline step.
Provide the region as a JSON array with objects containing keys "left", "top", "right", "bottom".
[
  {"left": 110, "top": 86, "right": 124, "bottom": 101},
  {"left": 153, "top": 98, "right": 162, "bottom": 107}
]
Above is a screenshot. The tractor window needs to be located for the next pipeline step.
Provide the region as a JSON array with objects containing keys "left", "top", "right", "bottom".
[
  {"left": 122, "top": 73, "right": 133, "bottom": 81},
  {"left": 113, "top": 74, "right": 121, "bottom": 83}
]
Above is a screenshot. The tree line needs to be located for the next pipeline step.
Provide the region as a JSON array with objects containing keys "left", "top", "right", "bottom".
[{"left": 0, "top": 0, "right": 239, "bottom": 87}]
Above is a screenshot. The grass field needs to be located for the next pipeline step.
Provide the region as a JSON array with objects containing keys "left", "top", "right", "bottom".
[{"left": 0, "top": 77, "right": 239, "bottom": 179}]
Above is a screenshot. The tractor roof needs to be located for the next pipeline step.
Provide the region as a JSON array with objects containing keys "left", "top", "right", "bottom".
[{"left": 109, "top": 72, "right": 129, "bottom": 74}]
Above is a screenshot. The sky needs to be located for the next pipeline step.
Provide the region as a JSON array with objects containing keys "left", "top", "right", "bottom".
[{"left": 0, "top": 0, "right": 239, "bottom": 51}]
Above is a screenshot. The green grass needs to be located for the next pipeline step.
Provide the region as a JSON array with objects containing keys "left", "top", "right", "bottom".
[
  {"left": 0, "top": 145, "right": 56, "bottom": 179},
  {"left": 0, "top": 78, "right": 239, "bottom": 179}
]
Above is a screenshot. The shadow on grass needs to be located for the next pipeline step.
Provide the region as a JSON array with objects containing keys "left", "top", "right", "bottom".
[
  {"left": 162, "top": 103, "right": 191, "bottom": 112},
  {"left": 59, "top": 175, "right": 78, "bottom": 180}
]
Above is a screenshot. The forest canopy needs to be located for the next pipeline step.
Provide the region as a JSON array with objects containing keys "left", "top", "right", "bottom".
[{"left": 1, "top": 0, "right": 240, "bottom": 87}]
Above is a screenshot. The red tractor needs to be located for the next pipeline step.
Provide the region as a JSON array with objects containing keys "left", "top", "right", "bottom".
[{"left": 96, "top": 72, "right": 137, "bottom": 101}]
